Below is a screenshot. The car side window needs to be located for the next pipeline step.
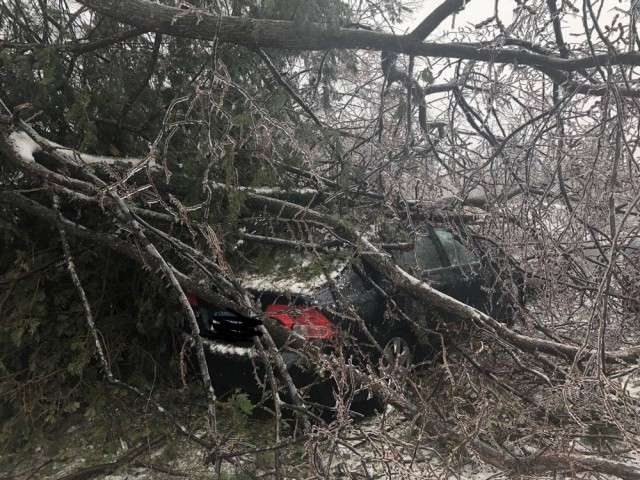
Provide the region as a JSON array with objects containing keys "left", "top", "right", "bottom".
[
  {"left": 392, "top": 235, "right": 443, "bottom": 273},
  {"left": 434, "top": 230, "right": 478, "bottom": 266}
]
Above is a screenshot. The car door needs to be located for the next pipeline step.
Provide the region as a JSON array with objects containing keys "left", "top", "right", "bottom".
[{"left": 389, "top": 231, "right": 469, "bottom": 329}]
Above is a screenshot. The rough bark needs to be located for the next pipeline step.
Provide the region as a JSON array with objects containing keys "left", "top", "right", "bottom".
[{"left": 76, "top": 0, "right": 640, "bottom": 74}]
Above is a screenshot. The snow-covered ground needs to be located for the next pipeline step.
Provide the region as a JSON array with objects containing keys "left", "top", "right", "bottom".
[
  {"left": 8, "top": 394, "right": 640, "bottom": 480},
  {"left": 8, "top": 413, "right": 508, "bottom": 480}
]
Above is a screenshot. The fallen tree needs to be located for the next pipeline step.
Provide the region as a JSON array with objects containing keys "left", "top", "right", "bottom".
[{"left": 2, "top": 0, "right": 640, "bottom": 478}]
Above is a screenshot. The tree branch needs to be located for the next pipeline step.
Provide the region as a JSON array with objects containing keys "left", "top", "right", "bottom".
[
  {"left": 75, "top": 0, "right": 640, "bottom": 74},
  {"left": 1, "top": 27, "right": 147, "bottom": 54},
  {"left": 410, "top": 0, "right": 474, "bottom": 40}
]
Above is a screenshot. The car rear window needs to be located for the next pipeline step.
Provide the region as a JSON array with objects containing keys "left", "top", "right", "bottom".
[
  {"left": 392, "top": 235, "right": 443, "bottom": 273},
  {"left": 434, "top": 229, "right": 479, "bottom": 266}
]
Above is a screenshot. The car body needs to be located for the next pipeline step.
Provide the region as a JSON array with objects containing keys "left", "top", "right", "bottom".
[{"left": 184, "top": 226, "right": 521, "bottom": 401}]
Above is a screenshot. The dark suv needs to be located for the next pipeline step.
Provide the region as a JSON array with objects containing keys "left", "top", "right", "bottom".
[{"left": 184, "top": 226, "right": 520, "bottom": 398}]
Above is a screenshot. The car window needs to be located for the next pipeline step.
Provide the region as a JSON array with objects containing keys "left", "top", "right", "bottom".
[
  {"left": 392, "top": 235, "right": 443, "bottom": 273},
  {"left": 625, "top": 237, "right": 640, "bottom": 258},
  {"left": 434, "top": 230, "right": 478, "bottom": 266}
]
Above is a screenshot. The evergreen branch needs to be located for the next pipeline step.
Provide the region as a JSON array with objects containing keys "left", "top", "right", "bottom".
[
  {"left": 51, "top": 192, "right": 210, "bottom": 447},
  {"left": 257, "top": 49, "right": 323, "bottom": 129}
]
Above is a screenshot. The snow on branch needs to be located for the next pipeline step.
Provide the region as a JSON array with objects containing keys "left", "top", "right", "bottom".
[
  {"left": 8, "top": 131, "right": 39, "bottom": 162},
  {"left": 8, "top": 127, "right": 151, "bottom": 168},
  {"left": 207, "top": 181, "right": 321, "bottom": 201}
]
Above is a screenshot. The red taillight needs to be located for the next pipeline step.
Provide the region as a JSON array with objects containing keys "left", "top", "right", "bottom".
[
  {"left": 185, "top": 292, "right": 198, "bottom": 306},
  {"left": 264, "top": 304, "right": 335, "bottom": 340}
]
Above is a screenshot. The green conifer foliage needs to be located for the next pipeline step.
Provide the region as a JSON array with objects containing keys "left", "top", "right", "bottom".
[{"left": 0, "top": 0, "right": 398, "bottom": 453}]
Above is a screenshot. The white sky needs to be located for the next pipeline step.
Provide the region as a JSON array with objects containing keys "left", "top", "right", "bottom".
[{"left": 410, "top": 0, "right": 623, "bottom": 39}]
